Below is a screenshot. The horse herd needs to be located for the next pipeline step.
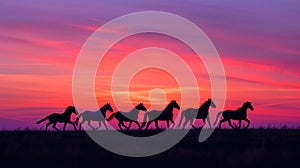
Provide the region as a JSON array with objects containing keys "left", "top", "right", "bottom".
[{"left": 36, "top": 99, "right": 254, "bottom": 131}]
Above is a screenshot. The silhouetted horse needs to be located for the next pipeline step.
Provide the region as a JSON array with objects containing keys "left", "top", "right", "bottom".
[
  {"left": 214, "top": 101, "right": 254, "bottom": 129},
  {"left": 141, "top": 100, "right": 180, "bottom": 130},
  {"left": 36, "top": 106, "right": 77, "bottom": 131},
  {"left": 177, "top": 99, "right": 216, "bottom": 129},
  {"left": 75, "top": 103, "right": 113, "bottom": 130},
  {"left": 106, "top": 103, "right": 147, "bottom": 130}
]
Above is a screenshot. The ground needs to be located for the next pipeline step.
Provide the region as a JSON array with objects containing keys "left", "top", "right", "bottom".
[{"left": 1, "top": 129, "right": 299, "bottom": 168}]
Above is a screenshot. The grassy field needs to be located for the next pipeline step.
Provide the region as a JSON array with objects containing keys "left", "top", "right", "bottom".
[{"left": 1, "top": 129, "right": 299, "bottom": 168}]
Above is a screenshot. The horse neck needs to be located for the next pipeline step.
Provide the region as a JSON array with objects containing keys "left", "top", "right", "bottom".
[
  {"left": 199, "top": 101, "right": 210, "bottom": 111},
  {"left": 238, "top": 105, "right": 248, "bottom": 113},
  {"left": 128, "top": 107, "right": 139, "bottom": 115},
  {"left": 100, "top": 106, "right": 107, "bottom": 113},
  {"left": 163, "top": 104, "right": 174, "bottom": 113},
  {"left": 100, "top": 106, "right": 108, "bottom": 117},
  {"left": 63, "top": 109, "right": 73, "bottom": 117}
]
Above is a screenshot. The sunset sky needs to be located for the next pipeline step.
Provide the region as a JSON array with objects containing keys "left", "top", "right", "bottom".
[{"left": 0, "top": 0, "right": 299, "bottom": 130}]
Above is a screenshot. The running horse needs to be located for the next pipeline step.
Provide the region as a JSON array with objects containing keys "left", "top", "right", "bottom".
[
  {"left": 106, "top": 103, "right": 147, "bottom": 130},
  {"left": 75, "top": 103, "right": 114, "bottom": 130},
  {"left": 141, "top": 100, "right": 180, "bottom": 130},
  {"left": 214, "top": 101, "right": 254, "bottom": 129},
  {"left": 177, "top": 98, "right": 216, "bottom": 129},
  {"left": 36, "top": 106, "right": 78, "bottom": 131}
]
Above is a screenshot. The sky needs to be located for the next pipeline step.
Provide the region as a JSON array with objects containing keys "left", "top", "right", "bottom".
[{"left": 0, "top": 0, "right": 300, "bottom": 130}]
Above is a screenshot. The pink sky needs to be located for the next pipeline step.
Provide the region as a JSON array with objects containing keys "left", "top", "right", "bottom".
[{"left": 0, "top": 0, "right": 299, "bottom": 130}]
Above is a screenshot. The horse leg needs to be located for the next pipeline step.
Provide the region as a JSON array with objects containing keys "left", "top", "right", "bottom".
[
  {"left": 45, "top": 122, "right": 51, "bottom": 131},
  {"left": 219, "top": 119, "right": 226, "bottom": 129},
  {"left": 63, "top": 122, "right": 67, "bottom": 131},
  {"left": 68, "top": 121, "right": 77, "bottom": 131},
  {"left": 127, "top": 121, "right": 133, "bottom": 130},
  {"left": 95, "top": 121, "right": 101, "bottom": 130},
  {"left": 121, "top": 121, "right": 128, "bottom": 129},
  {"left": 200, "top": 118, "right": 206, "bottom": 128},
  {"left": 237, "top": 120, "right": 242, "bottom": 129},
  {"left": 166, "top": 120, "right": 170, "bottom": 128},
  {"left": 103, "top": 121, "right": 108, "bottom": 130},
  {"left": 118, "top": 121, "right": 123, "bottom": 131},
  {"left": 182, "top": 119, "right": 189, "bottom": 129},
  {"left": 134, "top": 121, "right": 141, "bottom": 130},
  {"left": 206, "top": 116, "right": 212, "bottom": 128},
  {"left": 170, "top": 118, "right": 175, "bottom": 129},
  {"left": 191, "top": 119, "right": 197, "bottom": 129},
  {"left": 155, "top": 120, "right": 161, "bottom": 130},
  {"left": 228, "top": 120, "right": 235, "bottom": 129},
  {"left": 52, "top": 122, "right": 59, "bottom": 131},
  {"left": 145, "top": 121, "right": 153, "bottom": 130},
  {"left": 88, "top": 120, "right": 96, "bottom": 130},
  {"left": 244, "top": 118, "right": 250, "bottom": 129},
  {"left": 80, "top": 120, "right": 86, "bottom": 131}
]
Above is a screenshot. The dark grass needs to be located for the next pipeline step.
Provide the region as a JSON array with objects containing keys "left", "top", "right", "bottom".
[{"left": 1, "top": 129, "right": 300, "bottom": 168}]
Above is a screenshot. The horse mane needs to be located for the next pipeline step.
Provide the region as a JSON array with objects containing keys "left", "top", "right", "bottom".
[
  {"left": 241, "top": 102, "right": 248, "bottom": 108},
  {"left": 236, "top": 102, "right": 249, "bottom": 111},
  {"left": 199, "top": 99, "right": 210, "bottom": 110},
  {"left": 164, "top": 101, "right": 174, "bottom": 110},
  {"left": 99, "top": 104, "right": 106, "bottom": 112},
  {"left": 100, "top": 104, "right": 110, "bottom": 116},
  {"left": 64, "top": 106, "right": 74, "bottom": 113}
]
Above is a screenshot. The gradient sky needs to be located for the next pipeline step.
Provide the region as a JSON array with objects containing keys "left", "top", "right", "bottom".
[{"left": 0, "top": 0, "right": 299, "bottom": 130}]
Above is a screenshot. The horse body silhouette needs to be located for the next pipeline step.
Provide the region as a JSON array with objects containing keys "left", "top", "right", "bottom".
[
  {"left": 178, "top": 99, "right": 216, "bottom": 129},
  {"left": 141, "top": 100, "right": 180, "bottom": 130},
  {"left": 214, "top": 101, "right": 254, "bottom": 129},
  {"left": 106, "top": 103, "right": 147, "bottom": 130},
  {"left": 75, "top": 103, "right": 113, "bottom": 130},
  {"left": 36, "top": 106, "right": 77, "bottom": 131}
]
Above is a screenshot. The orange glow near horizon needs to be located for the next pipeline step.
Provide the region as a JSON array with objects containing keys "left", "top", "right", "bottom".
[{"left": 94, "top": 33, "right": 211, "bottom": 113}]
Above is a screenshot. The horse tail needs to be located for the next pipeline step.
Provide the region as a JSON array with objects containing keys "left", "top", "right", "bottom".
[
  {"left": 107, "top": 113, "right": 116, "bottom": 121},
  {"left": 36, "top": 116, "right": 48, "bottom": 124},
  {"left": 75, "top": 113, "right": 82, "bottom": 126},
  {"left": 177, "top": 111, "right": 185, "bottom": 128},
  {"left": 141, "top": 113, "right": 148, "bottom": 128},
  {"left": 213, "top": 111, "right": 223, "bottom": 126}
]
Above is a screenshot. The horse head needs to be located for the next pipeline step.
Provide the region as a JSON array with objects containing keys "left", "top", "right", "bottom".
[
  {"left": 244, "top": 102, "right": 254, "bottom": 111},
  {"left": 67, "top": 106, "right": 77, "bottom": 115},
  {"left": 105, "top": 103, "right": 114, "bottom": 112},
  {"left": 208, "top": 98, "right": 216, "bottom": 108},
  {"left": 170, "top": 100, "right": 180, "bottom": 110},
  {"left": 136, "top": 103, "right": 147, "bottom": 111}
]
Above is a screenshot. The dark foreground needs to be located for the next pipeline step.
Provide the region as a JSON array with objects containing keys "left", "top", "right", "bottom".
[{"left": 1, "top": 129, "right": 299, "bottom": 168}]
